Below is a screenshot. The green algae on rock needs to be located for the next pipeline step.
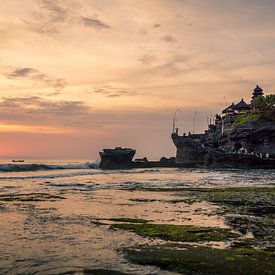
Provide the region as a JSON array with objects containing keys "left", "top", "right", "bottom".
[
  {"left": 177, "top": 186, "right": 275, "bottom": 239},
  {"left": 183, "top": 187, "right": 275, "bottom": 215},
  {"left": 173, "top": 186, "right": 274, "bottom": 214},
  {"left": 226, "top": 215, "right": 275, "bottom": 238},
  {"left": 110, "top": 223, "right": 238, "bottom": 242},
  {"left": 123, "top": 244, "right": 275, "bottom": 275}
]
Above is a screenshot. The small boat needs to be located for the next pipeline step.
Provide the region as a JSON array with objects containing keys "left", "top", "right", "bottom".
[{"left": 12, "top": 160, "right": 25, "bottom": 163}]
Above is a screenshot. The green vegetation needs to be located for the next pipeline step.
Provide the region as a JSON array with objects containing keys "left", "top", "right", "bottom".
[
  {"left": 110, "top": 223, "right": 238, "bottom": 242},
  {"left": 181, "top": 186, "right": 275, "bottom": 215},
  {"left": 124, "top": 244, "right": 275, "bottom": 275},
  {"left": 252, "top": 94, "right": 275, "bottom": 120},
  {"left": 113, "top": 186, "right": 275, "bottom": 274},
  {"left": 90, "top": 220, "right": 106, "bottom": 226},
  {"left": 233, "top": 94, "right": 275, "bottom": 124},
  {"left": 234, "top": 112, "right": 262, "bottom": 124},
  {"left": 182, "top": 186, "right": 275, "bottom": 205}
]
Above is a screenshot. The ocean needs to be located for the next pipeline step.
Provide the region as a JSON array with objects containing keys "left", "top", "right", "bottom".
[{"left": 0, "top": 159, "right": 274, "bottom": 274}]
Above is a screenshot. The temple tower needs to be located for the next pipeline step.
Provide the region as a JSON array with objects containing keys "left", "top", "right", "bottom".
[{"left": 252, "top": 85, "right": 264, "bottom": 100}]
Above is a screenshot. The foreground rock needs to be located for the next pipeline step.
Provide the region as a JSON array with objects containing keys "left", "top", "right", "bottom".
[
  {"left": 104, "top": 186, "right": 275, "bottom": 274},
  {"left": 111, "top": 223, "right": 238, "bottom": 242},
  {"left": 123, "top": 244, "right": 275, "bottom": 275}
]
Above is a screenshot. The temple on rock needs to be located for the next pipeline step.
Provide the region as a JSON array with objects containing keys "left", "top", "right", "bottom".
[
  {"left": 172, "top": 85, "right": 275, "bottom": 168},
  {"left": 222, "top": 85, "right": 264, "bottom": 115}
]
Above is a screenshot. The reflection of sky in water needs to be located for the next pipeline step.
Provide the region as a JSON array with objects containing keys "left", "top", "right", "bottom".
[{"left": 0, "top": 162, "right": 274, "bottom": 274}]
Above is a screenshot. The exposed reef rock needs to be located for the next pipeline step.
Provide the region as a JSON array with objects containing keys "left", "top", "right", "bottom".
[
  {"left": 99, "top": 147, "right": 176, "bottom": 169},
  {"left": 99, "top": 147, "right": 136, "bottom": 169}
]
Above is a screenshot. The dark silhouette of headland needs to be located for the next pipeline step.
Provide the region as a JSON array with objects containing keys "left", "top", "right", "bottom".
[{"left": 100, "top": 85, "right": 275, "bottom": 169}]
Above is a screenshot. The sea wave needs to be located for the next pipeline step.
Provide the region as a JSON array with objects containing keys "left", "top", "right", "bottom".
[{"left": 0, "top": 162, "right": 99, "bottom": 172}]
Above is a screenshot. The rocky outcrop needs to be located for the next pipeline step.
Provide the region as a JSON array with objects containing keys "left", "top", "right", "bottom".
[
  {"left": 221, "top": 121, "right": 275, "bottom": 157},
  {"left": 99, "top": 147, "right": 176, "bottom": 169},
  {"left": 172, "top": 119, "right": 275, "bottom": 169},
  {"left": 172, "top": 134, "right": 209, "bottom": 167}
]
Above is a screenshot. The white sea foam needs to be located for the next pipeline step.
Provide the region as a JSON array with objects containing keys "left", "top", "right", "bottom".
[{"left": 0, "top": 162, "right": 99, "bottom": 172}]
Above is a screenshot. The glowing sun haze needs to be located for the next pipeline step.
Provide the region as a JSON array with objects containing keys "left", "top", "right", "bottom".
[{"left": 0, "top": 0, "right": 274, "bottom": 159}]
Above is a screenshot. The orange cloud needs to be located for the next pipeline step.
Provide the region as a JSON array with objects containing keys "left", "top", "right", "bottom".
[{"left": 0, "top": 0, "right": 274, "bottom": 158}]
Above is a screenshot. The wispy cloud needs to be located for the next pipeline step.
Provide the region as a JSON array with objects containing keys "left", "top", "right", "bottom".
[
  {"left": 24, "top": 0, "right": 70, "bottom": 34},
  {"left": 93, "top": 86, "right": 138, "bottom": 97},
  {"left": 161, "top": 34, "right": 177, "bottom": 43},
  {"left": 149, "top": 55, "right": 196, "bottom": 75},
  {"left": 23, "top": 1, "right": 111, "bottom": 34},
  {"left": 0, "top": 96, "right": 91, "bottom": 128},
  {"left": 4, "top": 66, "right": 67, "bottom": 90},
  {"left": 81, "top": 17, "right": 111, "bottom": 30},
  {"left": 138, "top": 54, "right": 156, "bottom": 65},
  {"left": 38, "top": 0, "right": 68, "bottom": 22},
  {"left": 153, "top": 23, "right": 161, "bottom": 28},
  {"left": 9, "top": 68, "right": 36, "bottom": 77}
]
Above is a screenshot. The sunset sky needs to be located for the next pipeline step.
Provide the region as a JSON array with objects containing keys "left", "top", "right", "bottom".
[{"left": 0, "top": 0, "right": 274, "bottom": 159}]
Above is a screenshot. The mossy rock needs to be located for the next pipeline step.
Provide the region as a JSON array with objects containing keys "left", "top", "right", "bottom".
[
  {"left": 226, "top": 215, "right": 275, "bottom": 238},
  {"left": 110, "top": 223, "right": 238, "bottom": 242},
  {"left": 177, "top": 187, "right": 275, "bottom": 239},
  {"left": 182, "top": 187, "right": 275, "bottom": 215},
  {"left": 124, "top": 244, "right": 275, "bottom": 275}
]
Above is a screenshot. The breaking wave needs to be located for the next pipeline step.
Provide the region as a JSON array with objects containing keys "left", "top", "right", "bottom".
[{"left": 0, "top": 162, "right": 99, "bottom": 172}]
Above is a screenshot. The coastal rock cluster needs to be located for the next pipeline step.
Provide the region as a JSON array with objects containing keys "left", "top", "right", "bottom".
[
  {"left": 172, "top": 86, "right": 275, "bottom": 168},
  {"left": 99, "top": 86, "right": 274, "bottom": 169},
  {"left": 221, "top": 121, "right": 275, "bottom": 156}
]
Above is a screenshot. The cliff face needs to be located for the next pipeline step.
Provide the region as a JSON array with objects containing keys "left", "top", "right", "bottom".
[
  {"left": 172, "top": 134, "right": 208, "bottom": 167},
  {"left": 221, "top": 121, "right": 275, "bottom": 157},
  {"left": 172, "top": 119, "right": 275, "bottom": 169},
  {"left": 172, "top": 88, "right": 275, "bottom": 168}
]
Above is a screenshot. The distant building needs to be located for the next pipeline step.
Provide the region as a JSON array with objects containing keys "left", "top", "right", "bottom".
[
  {"left": 222, "top": 99, "right": 251, "bottom": 115},
  {"left": 222, "top": 103, "right": 235, "bottom": 114},
  {"left": 252, "top": 85, "right": 264, "bottom": 100},
  {"left": 233, "top": 98, "right": 251, "bottom": 114},
  {"left": 222, "top": 85, "right": 264, "bottom": 115}
]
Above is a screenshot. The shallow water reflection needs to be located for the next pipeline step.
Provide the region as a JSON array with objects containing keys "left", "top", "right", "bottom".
[{"left": 0, "top": 165, "right": 274, "bottom": 274}]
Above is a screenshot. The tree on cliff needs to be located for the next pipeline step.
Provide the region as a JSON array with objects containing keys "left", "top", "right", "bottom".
[{"left": 252, "top": 94, "right": 275, "bottom": 121}]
